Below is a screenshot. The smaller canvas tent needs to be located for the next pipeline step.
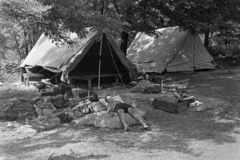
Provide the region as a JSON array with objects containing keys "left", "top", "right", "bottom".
[
  {"left": 127, "top": 26, "right": 215, "bottom": 73},
  {"left": 20, "top": 31, "right": 137, "bottom": 86}
]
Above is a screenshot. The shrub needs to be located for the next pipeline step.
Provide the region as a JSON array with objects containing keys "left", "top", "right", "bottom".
[{"left": 208, "top": 45, "right": 240, "bottom": 67}]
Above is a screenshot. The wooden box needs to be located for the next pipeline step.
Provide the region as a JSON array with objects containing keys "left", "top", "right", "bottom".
[{"left": 153, "top": 97, "right": 188, "bottom": 114}]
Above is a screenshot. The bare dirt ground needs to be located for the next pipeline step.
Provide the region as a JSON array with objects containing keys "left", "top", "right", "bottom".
[{"left": 0, "top": 67, "right": 240, "bottom": 160}]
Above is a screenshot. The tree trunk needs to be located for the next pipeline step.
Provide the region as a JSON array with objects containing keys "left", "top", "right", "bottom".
[
  {"left": 224, "top": 38, "right": 228, "bottom": 46},
  {"left": 204, "top": 29, "right": 210, "bottom": 49},
  {"left": 101, "top": 0, "right": 105, "bottom": 15},
  {"left": 20, "top": 68, "right": 24, "bottom": 82},
  {"left": 25, "top": 42, "right": 28, "bottom": 58},
  {"left": 24, "top": 31, "right": 29, "bottom": 58},
  {"left": 13, "top": 34, "right": 23, "bottom": 60},
  {"left": 120, "top": 31, "right": 129, "bottom": 55}
]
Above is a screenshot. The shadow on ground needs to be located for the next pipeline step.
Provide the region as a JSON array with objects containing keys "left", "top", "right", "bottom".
[
  {"left": 0, "top": 69, "right": 240, "bottom": 159},
  {"left": 0, "top": 108, "right": 237, "bottom": 159},
  {"left": 48, "top": 153, "right": 110, "bottom": 160}
]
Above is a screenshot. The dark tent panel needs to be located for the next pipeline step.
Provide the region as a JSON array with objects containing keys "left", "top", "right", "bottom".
[{"left": 70, "top": 34, "right": 129, "bottom": 76}]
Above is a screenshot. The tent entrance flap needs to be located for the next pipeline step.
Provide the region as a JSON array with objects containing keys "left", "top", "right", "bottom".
[{"left": 61, "top": 33, "right": 137, "bottom": 87}]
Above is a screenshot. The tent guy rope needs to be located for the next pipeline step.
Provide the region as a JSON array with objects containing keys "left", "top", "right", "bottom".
[{"left": 106, "top": 34, "right": 129, "bottom": 93}]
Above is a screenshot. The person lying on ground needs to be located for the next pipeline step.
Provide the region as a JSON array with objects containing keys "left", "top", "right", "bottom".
[
  {"left": 28, "top": 108, "right": 83, "bottom": 132},
  {"left": 173, "top": 90, "right": 203, "bottom": 107},
  {"left": 104, "top": 94, "right": 148, "bottom": 132},
  {"left": 73, "top": 90, "right": 107, "bottom": 114},
  {"left": 35, "top": 91, "right": 73, "bottom": 117}
]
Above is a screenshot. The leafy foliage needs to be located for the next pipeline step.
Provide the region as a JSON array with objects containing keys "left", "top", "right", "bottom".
[
  {"left": 151, "top": 0, "right": 219, "bottom": 33},
  {"left": 209, "top": 45, "right": 240, "bottom": 67},
  {"left": 0, "top": 0, "right": 240, "bottom": 61},
  {"left": 0, "top": 0, "right": 50, "bottom": 60},
  {"left": 211, "top": 0, "right": 240, "bottom": 46},
  {"left": 37, "top": 0, "right": 128, "bottom": 42}
]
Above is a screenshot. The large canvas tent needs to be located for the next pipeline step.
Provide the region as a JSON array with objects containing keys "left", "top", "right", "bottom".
[
  {"left": 20, "top": 31, "right": 137, "bottom": 86},
  {"left": 127, "top": 26, "right": 215, "bottom": 73}
]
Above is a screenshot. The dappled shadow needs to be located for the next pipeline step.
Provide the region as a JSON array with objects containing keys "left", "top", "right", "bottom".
[
  {"left": 48, "top": 154, "right": 109, "bottom": 160},
  {"left": 0, "top": 106, "right": 237, "bottom": 159},
  {"left": 144, "top": 101, "right": 237, "bottom": 140},
  {"left": 0, "top": 85, "right": 40, "bottom": 108},
  {"left": 0, "top": 69, "right": 240, "bottom": 159},
  {"left": 22, "top": 31, "right": 97, "bottom": 69},
  {"left": 127, "top": 27, "right": 188, "bottom": 73},
  {"left": 47, "top": 154, "right": 109, "bottom": 160},
  {"left": 158, "top": 70, "right": 239, "bottom": 105}
]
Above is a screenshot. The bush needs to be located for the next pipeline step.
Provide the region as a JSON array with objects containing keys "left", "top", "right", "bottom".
[
  {"left": 208, "top": 45, "right": 240, "bottom": 67},
  {"left": 0, "top": 72, "right": 21, "bottom": 83}
]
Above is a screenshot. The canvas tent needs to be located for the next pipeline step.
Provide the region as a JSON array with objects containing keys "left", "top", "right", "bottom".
[
  {"left": 127, "top": 26, "right": 215, "bottom": 73},
  {"left": 20, "top": 31, "right": 137, "bottom": 86}
]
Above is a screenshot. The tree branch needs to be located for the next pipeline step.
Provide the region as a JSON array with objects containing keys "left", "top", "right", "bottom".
[{"left": 112, "top": 0, "right": 121, "bottom": 15}]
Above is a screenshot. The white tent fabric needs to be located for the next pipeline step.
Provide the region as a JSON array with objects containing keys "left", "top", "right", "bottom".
[
  {"left": 20, "top": 31, "right": 137, "bottom": 80},
  {"left": 20, "top": 32, "right": 97, "bottom": 71},
  {"left": 127, "top": 26, "right": 215, "bottom": 73}
]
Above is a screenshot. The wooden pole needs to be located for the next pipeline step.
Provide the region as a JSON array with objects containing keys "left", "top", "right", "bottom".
[
  {"left": 193, "top": 34, "right": 196, "bottom": 71},
  {"left": 98, "top": 34, "right": 103, "bottom": 90}
]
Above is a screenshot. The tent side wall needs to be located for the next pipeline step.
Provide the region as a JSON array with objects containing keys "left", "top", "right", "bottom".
[
  {"left": 127, "top": 27, "right": 215, "bottom": 73},
  {"left": 167, "top": 32, "right": 214, "bottom": 72},
  {"left": 166, "top": 32, "right": 195, "bottom": 72},
  {"left": 62, "top": 37, "right": 97, "bottom": 73},
  {"left": 107, "top": 35, "right": 138, "bottom": 80},
  {"left": 166, "top": 33, "right": 215, "bottom": 72},
  {"left": 20, "top": 32, "right": 98, "bottom": 71},
  {"left": 194, "top": 35, "right": 215, "bottom": 70},
  {"left": 127, "top": 27, "right": 190, "bottom": 73}
]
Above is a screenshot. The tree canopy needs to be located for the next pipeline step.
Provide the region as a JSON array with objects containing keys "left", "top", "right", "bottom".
[
  {"left": 0, "top": 0, "right": 50, "bottom": 60},
  {"left": 0, "top": 0, "right": 240, "bottom": 61}
]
